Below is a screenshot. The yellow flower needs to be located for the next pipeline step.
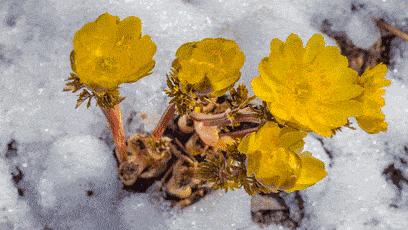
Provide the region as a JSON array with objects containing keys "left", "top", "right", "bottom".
[
  {"left": 251, "top": 33, "right": 364, "bottom": 137},
  {"left": 238, "top": 122, "right": 327, "bottom": 192},
  {"left": 172, "top": 38, "right": 245, "bottom": 96},
  {"left": 72, "top": 12, "right": 156, "bottom": 90},
  {"left": 355, "top": 64, "right": 391, "bottom": 133}
]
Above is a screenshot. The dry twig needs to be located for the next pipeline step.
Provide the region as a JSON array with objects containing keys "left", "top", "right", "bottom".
[{"left": 377, "top": 19, "right": 408, "bottom": 42}]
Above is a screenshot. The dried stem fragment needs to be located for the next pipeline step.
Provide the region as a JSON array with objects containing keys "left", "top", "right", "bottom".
[
  {"left": 190, "top": 107, "right": 262, "bottom": 127},
  {"left": 222, "top": 127, "right": 260, "bottom": 138},
  {"left": 190, "top": 109, "right": 230, "bottom": 121},
  {"left": 376, "top": 19, "right": 408, "bottom": 42},
  {"left": 174, "top": 138, "right": 197, "bottom": 160},
  {"left": 170, "top": 144, "right": 196, "bottom": 166}
]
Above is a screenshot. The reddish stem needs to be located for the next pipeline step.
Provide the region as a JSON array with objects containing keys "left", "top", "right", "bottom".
[
  {"left": 152, "top": 103, "right": 176, "bottom": 139},
  {"left": 102, "top": 104, "right": 128, "bottom": 163}
]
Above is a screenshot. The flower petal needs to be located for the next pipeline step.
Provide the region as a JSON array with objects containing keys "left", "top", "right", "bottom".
[{"left": 285, "top": 152, "right": 327, "bottom": 192}]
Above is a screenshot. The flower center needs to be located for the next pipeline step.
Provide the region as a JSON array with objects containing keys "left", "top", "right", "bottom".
[
  {"left": 97, "top": 57, "right": 118, "bottom": 73},
  {"left": 294, "top": 83, "right": 309, "bottom": 99},
  {"left": 287, "top": 79, "right": 310, "bottom": 101}
]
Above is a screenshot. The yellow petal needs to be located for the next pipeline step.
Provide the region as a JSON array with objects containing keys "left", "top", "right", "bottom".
[
  {"left": 251, "top": 76, "right": 276, "bottom": 102},
  {"left": 283, "top": 33, "right": 304, "bottom": 64},
  {"left": 285, "top": 152, "right": 327, "bottom": 192},
  {"left": 356, "top": 116, "right": 388, "bottom": 133},
  {"left": 355, "top": 64, "right": 391, "bottom": 134},
  {"left": 175, "top": 42, "right": 196, "bottom": 60},
  {"left": 117, "top": 16, "right": 142, "bottom": 45},
  {"left": 248, "top": 148, "right": 301, "bottom": 191},
  {"left": 278, "top": 128, "right": 307, "bottom": 153},
  {"left": 211, "top": 72, "right": 240, "bottom": 92},
  {"left": 359, "top": 64, "right": 390, "bottom": 87},
  {"left": 304, "top": 33, "right": 325, "bottom": 64},
  {"left": 238, "top": 131, "right": 257, "bottom": 155},
  {"left": 269, "top": 38, "right": 284, "bottom": 57}
]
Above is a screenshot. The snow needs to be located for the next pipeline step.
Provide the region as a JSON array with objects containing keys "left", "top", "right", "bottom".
[
  {"left": 119, "top": 193, "right": 167, "bottom": 230},
  {"left": 1, "top": 0, "right": 408, "bottom": 229},
  {"left": 0, "top": 158, "right": 37, "bottom": 229},
  {"left": 166, "top": 189, "right": 253, "bottom": 230},
  {"left": 344, "top": 14, "right": 381, "bottom": 49},
  {"left": 304, "top": 129, "right": 408, "bottom": 229},
  {"left": 36, "top": 135, "right": 121, "bottom": 229}
]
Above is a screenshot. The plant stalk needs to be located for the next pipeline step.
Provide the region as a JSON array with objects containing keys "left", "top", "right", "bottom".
[
  {"left": 102, "top": 104, "right": 128, "bottom": 163},
  {"left": 152, "top": 103, "right": 176, "bottom": 139}
]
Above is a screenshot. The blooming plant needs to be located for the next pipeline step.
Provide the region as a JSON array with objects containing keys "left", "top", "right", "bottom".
[
  {"left": 65, "top": 13, "right": 390, "bottom": 201},
  {"left": 65, "top": 12, "right": 156, "bottom": 168}
]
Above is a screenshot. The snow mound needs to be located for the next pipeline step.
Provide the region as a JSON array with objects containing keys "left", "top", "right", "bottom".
[{"left": 37, "top": 135, "right": 121, "bottom": 229}]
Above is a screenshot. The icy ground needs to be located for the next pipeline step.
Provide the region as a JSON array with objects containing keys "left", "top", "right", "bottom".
[{"left": 1, "top": 0, "right": 408, "bottom": 229}]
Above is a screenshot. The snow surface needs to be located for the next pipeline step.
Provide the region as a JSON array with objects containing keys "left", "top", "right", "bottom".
[{"left": 1, "top": 0, "right": 408, "bottom": 229}]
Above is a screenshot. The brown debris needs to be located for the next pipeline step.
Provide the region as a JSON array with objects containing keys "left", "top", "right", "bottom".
[
  {"left": 119, "top": 160, "right": 140, "bottom": 186},
  {"left": 165, "top": 160, "right": 195, "bottom": 199},
  {"left": 10, "top": 166, "right": 25, "bottom": 197},
  {"left": 177, "top": 115, "right": 194, "bottom": 134},
  {"left": 383, "top": 163, "right": 408, "bottom": 191},
  {"left": 251, "top": 193, "right": 305, "bottom": 229},
  {"left": 185, "top": 133, "right": 206, "bottom": 156},
  {"left": 194, "top": 121, "right": 220, "bottom": 146},
  {"left": 5, "top": 139, "right": 17, "bottom": 158},
  {"left": 120, "top": 134, "right": 172, "bottom": 186}
]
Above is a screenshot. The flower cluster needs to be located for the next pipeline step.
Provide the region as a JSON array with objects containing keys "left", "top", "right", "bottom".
[
  {"left": 67, "top": 12, "right": 391, "bottom": 195},
  {"left": 242, "top": 33, "right": 390, "bottom": 191}
]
